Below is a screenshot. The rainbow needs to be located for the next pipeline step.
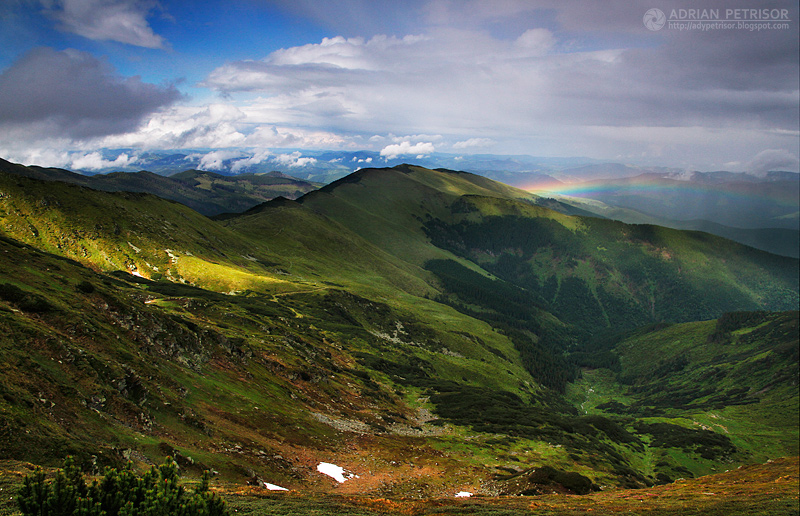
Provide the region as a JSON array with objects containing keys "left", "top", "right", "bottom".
[{"left": 523, "top": 176, "right": 799, "bottom": 208}]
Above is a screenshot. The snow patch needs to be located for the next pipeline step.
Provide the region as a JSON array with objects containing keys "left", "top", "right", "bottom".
[
  {"left": 317, "top": 462, "right": 358, "bottom": 483},
  {"left": 263, "top": 482, "right": 288, "bottom": 491},
  {"left": 455, "top": 491, "right": 473, "bottom": 498}
]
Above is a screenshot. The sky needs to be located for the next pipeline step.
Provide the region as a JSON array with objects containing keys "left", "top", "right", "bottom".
[{"left": 0, "top": 0, "right": 798, "bottom": 173}]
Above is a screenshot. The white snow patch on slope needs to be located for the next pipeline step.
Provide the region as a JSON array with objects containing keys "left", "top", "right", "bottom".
[
  {"left": 264, "top": 482, "right": 289, "bottom": 491},
  {"left": 317, "top": 462, "right": 359, "bottom": 483},
  {"left": 455, "top": 491, "right": 473, "bottom": 497}
]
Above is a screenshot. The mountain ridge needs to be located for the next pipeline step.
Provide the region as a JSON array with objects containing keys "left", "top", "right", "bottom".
[
  {"left": 0, "top": 158, "right": 320, "bottom": 217},
  {"left": 0, "top": 163, "right": 796, "bottom": 503}
]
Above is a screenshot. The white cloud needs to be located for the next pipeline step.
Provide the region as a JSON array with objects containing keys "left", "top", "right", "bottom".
[
  {"left": 70, "top": 151, "right": 137, "bottom": 170},
  {"left": 94, "top": 104, "right": 353, "bottom": 153},
  {"left": 0, "top": 147, "right": 138, "bottom": 171},
  {"left": 243, "top": 125, "right": 348, "bottom": 149},
  {"left": 195, "top": 15, "right": 798, "bottom": 167},
  {"left": 295, "top": 157, "right": 318, "bottom": 167},
  {"left": 515, "top": 28, "right": 555, "bottom": 54},
  {"left": 273, "top": 151, "right": 318, "bottom": 168},
  {"left": 380, "top": 141, "right": 435, "bottom": 159},
  {"left": 746, "top": 149, "right": 800, "bottom": 175},
  {"left": 200, "top": 29, "right": 615, "bottom": 150},
  {"left": 4, "top": 1, "right": 795, "bottom": 172},
  {"left": 0, "top": 146, "right": 74, "bottom": 168},
  {"left": 452, "top": 138, "right": 494, "bottom": 149},
  {"left": 195, "top": 150, "right": 243, "bottom": 171},
  {"left": 230, "top": 150, "right": 272, "bottom": 173},
  {"left": 43, "top": 0, "right": 167, "bottom": 48},
  {"left": 99, "top": 104, "right": 247, "bottom": 149}
]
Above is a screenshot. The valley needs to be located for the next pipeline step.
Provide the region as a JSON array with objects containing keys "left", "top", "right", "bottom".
[{"left": 0, "top": 162, "right": 797, "bottom": 513}]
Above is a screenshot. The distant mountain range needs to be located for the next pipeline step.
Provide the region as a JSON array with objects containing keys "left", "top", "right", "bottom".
[
  {"left": 3, "top": 155, "right": 797, "bottom": 257},
  {"left": 549, "top": 172, "right": 799, "bottom": 230},
  {"left": 543, "top": 172, "right": 799, "bottom": 258},
  {"left": 0, "top": 163, "right": 796, "bottom": 499},
  {"left": 0, "top": 158, "right": 320, "bottom": 216},
  {"left": 46, "top": 148, "right": 797, "bottom": 186},
  {"left": 35, "top": 149, "right": 609, "bottom": 183}
]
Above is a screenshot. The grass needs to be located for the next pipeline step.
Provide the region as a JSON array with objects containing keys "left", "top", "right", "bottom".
[
  {"left": 1, "top": 457, "right": 797, "bottom": 515},
  {"left": 0, "top": 164, "right": 797, "bottom": 501},
  {"left": 565, "top": 369, "right": 633, "bottom": 415},
  {"left": 0, "top": 160, "right": 321, "bottom": 217}
]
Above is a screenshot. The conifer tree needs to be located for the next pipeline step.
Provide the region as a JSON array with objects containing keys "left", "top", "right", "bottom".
[{"left": 18, "top": 456, "right": 228, "bottom": 516}]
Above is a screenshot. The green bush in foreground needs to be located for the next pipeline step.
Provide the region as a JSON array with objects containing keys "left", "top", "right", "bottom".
[{"left": 18, "top": 456, "right": 228, "bottom": 516}]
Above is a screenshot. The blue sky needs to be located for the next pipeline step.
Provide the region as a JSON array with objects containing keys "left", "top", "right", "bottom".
[{"left": 0, "top": 0, "right": 798, "bottom": 173}]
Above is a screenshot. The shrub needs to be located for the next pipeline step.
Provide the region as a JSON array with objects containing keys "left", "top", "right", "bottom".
[
  {"left": 521, "top": 466, "right": 596, "bottom": 495},
  {"left": 18, "top": 456, "right": 228, "bottom": 516},
  {"left": 0, "top": 282, "right": 26, "bottom": 303},
  {"left": 76, "top": 281, "right": 95, "bottom": 294},
  {"left": 0, "top": 283, "right": 53, "bottom": 312}
]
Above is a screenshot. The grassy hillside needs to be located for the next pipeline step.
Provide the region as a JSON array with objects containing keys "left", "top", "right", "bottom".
[
  {"left": 1, "top": 456, "right": 797, "bottom": 515},
  {"left": 0, "top": 234, "right": 540, "bottom": 492},
  {"left": 0, "top": 164, "right": 796, "bottom": 502},
  {"left": 548, "top": 193, "right": 800, "bottom": 258},
  {"left": 566, "top": 311, "right": 798, "bottom": 479},
  {"left": 421, "top": 194, "right": 797, "bottom": 329},
  {"left": 0, "top": 159, "right": 319, "bottom": 216},
  {"left": 0, "top": 170, "right": 286, "bottom": 284}
]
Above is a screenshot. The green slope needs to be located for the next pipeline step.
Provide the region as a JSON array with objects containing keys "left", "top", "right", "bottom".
[
  {"left": 0, "top": 159, "right": 319, "bottom": 216},
  {"left": 0, "top": 234, "right": 536, "bottom": 491},
  {"left": 0, "top": 170, "right": 291, "bottom": 288},
  {"left": 549, "top": 193, "right": 800, "bottom": 258},
  {"left": 0, "top": 164, "right": 797, "bottom": 498},
  {"left": 568, "top": 311, "right": 798, "bottom": 479},
  {"left": 420, "top": 194, "right": 797, "bottom": 327},
  {"left": 292, "top": 165, "right": 550, "bottom": 265},
  {"left": 226, "top": 165, "right": 796, "bottom": 394}
]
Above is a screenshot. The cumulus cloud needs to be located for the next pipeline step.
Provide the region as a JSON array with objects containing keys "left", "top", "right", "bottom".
[
  {"left": 198, "top": 1, "right": 798, "bottom": 165},
  {"left": 746, "top": 149, "right": 800, "bottom": 175},
  {"left": 194, "top": 150, "right": 244, "bottom": 171},
  {"left": 0, "top": 147, "right": 138, "bottom": 170},
  {"left": 0, "top": 147, "right": 74, "bottom": 169},
  {"left": 230, "top": 150, "right": 272, "bottom": 173},
  {"left": 243, "top": 125, "right": 348, "bottom": 149},
  {"left": 43, "top": 0, "right": 167, "bottom": 48},
  {"left": 98, "top": 104, "right": 247, "bottom": 149},
  {"left": 5, "top": 0, "right": 795, "bottom": 171},
  {"left": 380, "top": 141, "right": 435, "bottom": 159},
  {"left": 94, "top": 102, "right": 352, "bottom": 153},
  {"left": 274, "top": 151, "right": 318, "bottom": 168},
  {"left": 0, "top": 47, "right": 181, "bottom": 140},
  {"left": 71, "top": 151, "right": 138, "bottom": 170}
]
